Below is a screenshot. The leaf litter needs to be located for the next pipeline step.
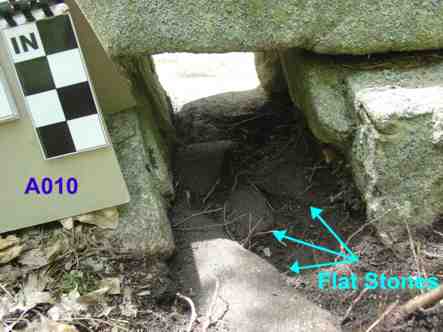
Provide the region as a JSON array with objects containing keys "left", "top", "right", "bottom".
[{"left": 0, "top": 210, "right": 142, "bottom": 332}]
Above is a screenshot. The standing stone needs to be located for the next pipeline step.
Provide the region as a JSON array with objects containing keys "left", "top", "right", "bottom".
[
  {"left": 281, "top": 50, "right": 443, "bottom": 244},
  {"left": 105, "top": 109, "right": 175, "bottom": 258},
  {"left": 351, "top": 86, "right": 443, "bottom": 245},
  {"left": 64, "top": 3, "right": 177, "bottom": 258},
  {"left": 116, "top": 55, "right": 175, "bottom": 198}
]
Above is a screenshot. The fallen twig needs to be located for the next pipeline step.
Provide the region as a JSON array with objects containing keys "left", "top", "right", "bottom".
[
  {"left": 176, "top": 213, "right": 248, "bottom": 231},
  {"left": 403, "top": 220, "right": 423, "bottom": 293},
  {"left": 177, "top": 293, "right": 197, "bottom": 332},
  {"left": 342, "top": 288, "right": 370, "bottom": 324},
  {"left": 173, "top": 208, "right": 223, "bottom": 228},
  {"left": 202, "top": 179, "right": 220, "bottom": 205},
  {"left": 201, "top": 278, "right": 220, "bottom": 332},
  {"left": 399, "top": 285, "right": 443, "bottom": 317},
  {"left": 344, "top": 207, "right": 396, "bottom": 248},
  {"left": 365, "top": 300, "right": 399, "bottom": 332},
  {"left": 371, "top": 285, "right": 443, "bottom": 331},
  {"left": 0, "top": 283, "right": 13, "bottom": 299},
  {"left": 241, "top": 216, "right": 264, "bottom": 249},
  {"left": 223, "top": 203, "right": 235, "bottom": 240}
]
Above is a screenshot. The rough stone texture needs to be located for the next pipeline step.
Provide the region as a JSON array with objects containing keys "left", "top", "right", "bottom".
[
  {"left": 172, "top": 224, "right": 341, "bottom": 332},
  {"left": 351, "top": 87, "right": 443, "bottom": 245},
  {"left": 74, "top": 0, "right": 443, "bottom": 57},
  {"left": 176, "top": 88, "right": 267, "bottom": 144},
  {"left": 280, "top": 49, "right": 355, "bottom": 148},
  {"left": 281, "top": 50, "right": 443, "bottom": 243},
  {"left": 176, "top": 141, "right": 234, "bottom": 197},
  {"left": 116, "top": 55, "right": 175, "bottom": 198},
  {"left": 227, "top": 185, "right": 275, "bottom": 240},
  {"left": 254, "top": 51, "right": 289, "bottom": 99},
  {"left": 105, "top": 109, "right": 175, "bottom": 258}
]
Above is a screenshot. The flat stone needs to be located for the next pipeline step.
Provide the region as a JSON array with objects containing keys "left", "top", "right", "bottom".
[
  {"left": 226, "top": 185, "right": 275, "bottom": 241},
  {"left": 254, "top": 160, "right": 310, "bottom": 198},
  {"left": 172, "top": 227, "right": 341, "bottom": 332},
  {"left": 105, "top": 109, "right": 175, "bottom": 258},
  {"left": 176, "top": 89, "right": 267, "bottom": 144},
  {"left": 175, "top": 140, "right": 235, "bottom": 198},
  {"left": 75, "top": 1, "right": 443, "bottom": 57}
]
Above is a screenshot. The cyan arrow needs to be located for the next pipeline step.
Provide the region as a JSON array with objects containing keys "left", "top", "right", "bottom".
[
  {"left": 290, "top": 258, "right": 356, "bottom": 274},
  {"left": 310, "top": 207, "right": 356, "bottom": 258},
  {"left": 272, "top": 230, "right": 349, "bottom": 259}
]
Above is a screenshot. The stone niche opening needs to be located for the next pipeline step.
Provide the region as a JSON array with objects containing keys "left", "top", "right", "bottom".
[{"left": 151, "top": 49, "right": 356, "bottom": 263}]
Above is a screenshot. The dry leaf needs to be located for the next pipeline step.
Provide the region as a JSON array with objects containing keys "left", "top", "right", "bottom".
[
  {"left": 47, "top": 290, "right": 87, "bottom": 321},
  {"left": 24, "top": 317, "right": 79, "bottom": 332},
  {"left": 120, "top": 287, "right": 137, "bottom": 318},
  {"left": 97, "top": 303, "right": 115, "bottom": 317},
  {"left": 0, "top": 236, "right": 20, "bottom": 251},
  {"left": 60, "top": 218, "right": 74, "bottom": 230},
  {"left": 0, "top": 265, "right": 22, "bottom": 283},
  {"left": 19, "top": 249, "right": 49, "bottom": 269},
  {"left": 0, "top": 296, "right": 14, "bottom": 321},
  {"left": 16, "top": 272, "right": 54, "bottom": 310},
  {"left": 0, "top": 245, "right": 24, "bottom": 265},
  {"left": 77, "top": 287, "right": 109, "bottom": 306},
  {"left": 75, "top": 208, "right": 119, "bottom": 229},
  {"left": 98, "top": 277, "right": 121, "bottom": 295},
  {"left": 321, "top": 147, "right": 337, "bottom": 164},
  {"left": 45, "top": 239, "right": 66, "bottom": 262}
]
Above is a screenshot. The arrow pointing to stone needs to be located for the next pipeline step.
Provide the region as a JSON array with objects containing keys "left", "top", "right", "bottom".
[
  {"left": 309, "top": 206, "right": 356, "bottom": 258},
  {"left": 272, "top": 230, "right": 350, "bottom": 259},
  {"left": 290, "top": 258, "right": 358, "bottom": 274}
]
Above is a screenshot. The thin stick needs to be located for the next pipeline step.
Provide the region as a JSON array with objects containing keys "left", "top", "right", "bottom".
[
  {"left": 345, "top": 208, "right": 395, "bottom": 246},
  {"left": 176, "top": 213, "right": 248, "bottom": 231},
  {"left": 403, "top": 220, "right": 422, "bottom": 293},
  {"left": 0, "top": 283, "right": 13, "bottom": 299},
  {"left": 177, "top": 293, "right": 197, "bottom": 332},
  {"left": 241, "top": 217, "right": 264, "bottom": 248},
  {"left": 203, "top": 179, "right": 220, "bottom": 205},
  {"left": 365, "top": 300, "right": 399, "bottom": 332},
  {"left": 378, "top": 285, "right": 443, "bottom": 330},
  {"left": 223, "top": 203, "right": 235, "bottom": 240},
  {"left": 201, "top": 278, "right": 220, "bottom": 332},
  {"left": 401, "top": 285, "right": 443, "bottom": 316},
  {"left": 342, "top": 288, "right": 369, "bottom": 323},
  {"left": 173, "top": 208, "right": 223, "bottom": 228}
]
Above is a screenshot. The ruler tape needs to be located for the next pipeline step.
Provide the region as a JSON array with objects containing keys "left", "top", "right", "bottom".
[{"left": 0, "top": 1, "right": 57, "bottom": 26}]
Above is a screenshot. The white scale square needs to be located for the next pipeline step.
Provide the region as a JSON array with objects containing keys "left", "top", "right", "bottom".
[{"left": 0, "top": 67, "right": 18, "bottom": 123}]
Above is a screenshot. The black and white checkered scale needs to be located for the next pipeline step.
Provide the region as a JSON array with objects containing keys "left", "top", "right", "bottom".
[{"left": 0, "top": 1, "right": 109, "bottom": 159}]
